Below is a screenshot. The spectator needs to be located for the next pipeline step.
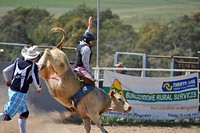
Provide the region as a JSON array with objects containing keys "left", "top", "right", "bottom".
[{"left": 114, "top": 62, "right": 127, "bottom": 74}]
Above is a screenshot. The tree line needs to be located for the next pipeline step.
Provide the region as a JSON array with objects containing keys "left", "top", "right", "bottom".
[{"left": 0, "top": 4, "right": 200, "bottom": 69}]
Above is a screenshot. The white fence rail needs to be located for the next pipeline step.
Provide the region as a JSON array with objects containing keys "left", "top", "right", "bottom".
[{"left": 93, "top": 67, "right": 200, "bottom": 87}]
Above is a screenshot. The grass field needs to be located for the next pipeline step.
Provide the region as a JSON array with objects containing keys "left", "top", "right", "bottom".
[{"left": 0, "top": 0, "right": 199, "bottom": 28}]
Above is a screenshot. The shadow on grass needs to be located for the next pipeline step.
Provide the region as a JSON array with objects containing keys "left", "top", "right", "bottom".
[{"left": 59, "top": 115, "right": 200, "bottom": 128}]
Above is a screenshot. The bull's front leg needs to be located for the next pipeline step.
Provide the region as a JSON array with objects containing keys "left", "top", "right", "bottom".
[
  {"left": 85, "top": 108, "right": 108, "bottom": 133},
  {"left": 83, "top": 118, "right": 91, "bottom": 133},
  {"left": 89, "top": 114, "right": 108, "bottom": 133}
]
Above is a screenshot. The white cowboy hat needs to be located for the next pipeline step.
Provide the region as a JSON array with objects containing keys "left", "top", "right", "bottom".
[
  {"left": 0, "top": 49, "right": 4, "bottom": 53},
  {"left": 21, "top": 45, "right": 40, "bottom": 60},
  {"left": 114, "top": 62, "right": 123, "bottom": 67}
]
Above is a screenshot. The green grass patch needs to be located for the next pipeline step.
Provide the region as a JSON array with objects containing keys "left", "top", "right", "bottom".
[
  {"left": 101, "top": 116, "right": 200, "bottom": 127},
  {"left": 0, "top": 0, "right": 199, "bottom": 29},
  {"left": 61, "top": 115, "right": 200, "bottom": 127}
]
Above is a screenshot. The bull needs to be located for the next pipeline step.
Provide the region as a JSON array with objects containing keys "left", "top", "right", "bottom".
[{"left": 37, "top": 27, "right": 132, "bottom": 133}]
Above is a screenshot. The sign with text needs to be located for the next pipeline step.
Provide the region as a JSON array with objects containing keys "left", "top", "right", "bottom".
[{"left": 102, "top": 71, "right": 200, "bottom": 120}]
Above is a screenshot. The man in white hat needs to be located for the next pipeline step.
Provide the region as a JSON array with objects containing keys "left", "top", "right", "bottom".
[
  {"left": 0, "top": 45, "right": 42, "bottom": 133},
  {"left": 114, "top": 62, "right": 127, "bottom": 74}
]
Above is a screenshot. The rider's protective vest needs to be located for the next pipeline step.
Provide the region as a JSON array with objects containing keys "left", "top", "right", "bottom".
[
  {"left": 10, "top": 58, "right": 38, "bottom": 93},
  {"left": 75, "top": 43, "right": 92, "bottom": 67}
]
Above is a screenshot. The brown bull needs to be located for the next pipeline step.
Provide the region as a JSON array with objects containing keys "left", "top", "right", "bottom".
[{"left": 37, "top": 28, "right": 132, "bottom": 133}]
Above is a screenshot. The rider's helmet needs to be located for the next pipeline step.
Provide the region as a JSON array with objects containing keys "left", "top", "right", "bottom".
[{"left": 83, "top": 32, "right": 96, "bottom": 43}]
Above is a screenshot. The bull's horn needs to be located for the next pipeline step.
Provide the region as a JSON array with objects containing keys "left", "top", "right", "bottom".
[{"left": 51, "top": 27, "right": 67, "bottom": 49}]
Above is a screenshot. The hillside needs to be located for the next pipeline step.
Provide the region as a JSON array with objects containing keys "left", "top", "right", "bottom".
[{"left": 0, "top": 0, "right": 199, "bottom": 29}]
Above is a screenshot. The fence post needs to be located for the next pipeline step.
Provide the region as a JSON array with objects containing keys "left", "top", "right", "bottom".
[
  {"left": 170, "top": 58, "right": 175, "bottom": 77},
  {"left": 142, "top": 54, "right": 147, "bottom": 77}
]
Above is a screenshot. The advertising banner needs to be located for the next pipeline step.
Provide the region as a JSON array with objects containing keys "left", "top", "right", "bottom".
[{"left": 102, "top": 70, "right": 200, "bottom": 120}]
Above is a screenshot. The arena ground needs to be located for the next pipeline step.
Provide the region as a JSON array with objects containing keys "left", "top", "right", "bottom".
[
  {"left": 0, "top": 111, "right": 200, "bottom": 133},
  {"left": 0, "top": 85, "right": 199, "bottom": 133}
]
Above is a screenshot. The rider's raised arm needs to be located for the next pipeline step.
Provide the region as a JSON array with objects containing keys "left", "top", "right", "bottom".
[{"left": 85, "top": 16, "right": 93, "bottom": 34}]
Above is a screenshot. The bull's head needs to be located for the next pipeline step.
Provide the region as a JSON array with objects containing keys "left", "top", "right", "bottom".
[{"left": 109, "top": 90, "right": 132, "bottom": 113}]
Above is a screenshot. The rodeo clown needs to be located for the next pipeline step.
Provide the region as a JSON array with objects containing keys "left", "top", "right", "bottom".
[{"left": 0, "top": 45, "right": 42, "bottom": 133}]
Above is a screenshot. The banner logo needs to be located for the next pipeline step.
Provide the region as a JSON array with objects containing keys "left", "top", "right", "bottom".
[
  {"left": 110, "top": 79, "right": 125, "bottom": 98},
  {"left": 162, "top": 77, "right": 198, "bottom": 92},
  {"left": 163, "top": 83, "right": 173, "bottom": 91}
]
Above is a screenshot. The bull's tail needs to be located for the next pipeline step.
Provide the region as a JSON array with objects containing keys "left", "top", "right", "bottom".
[{"left": 51, "top": 27, "right": 67, "bottom": 49}]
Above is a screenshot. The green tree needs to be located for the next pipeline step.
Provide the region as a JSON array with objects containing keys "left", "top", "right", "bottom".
[
  {"left": 163, "top": 13, "right": 200, "bottom": 57},
  {"left": 0, "top": 7, "right": 50, "bottom": 61},
  {"left": 135, "top": 22, "right": 164, "bottom": 54}
]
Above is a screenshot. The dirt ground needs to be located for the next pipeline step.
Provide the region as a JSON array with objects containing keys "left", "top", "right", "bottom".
[
  {"left": 0, "top": 111, "right": 200, "bottom": 133},
  {"left": 0, "top": 85, "right": 199, "bottom": 133}
]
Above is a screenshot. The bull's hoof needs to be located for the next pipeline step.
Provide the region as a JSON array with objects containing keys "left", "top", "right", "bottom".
[
  {"left": 69, "top": 107, "right": 75, "bottom": 112},
  {"left": 69, "top": 115, "right": 74, "bottom": 119},
  {"left": 65, "top": 107, "right": 75, "bottom": 113},
  {"left": 65, "top": 106, "right": 75, "bottom": 112}
]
